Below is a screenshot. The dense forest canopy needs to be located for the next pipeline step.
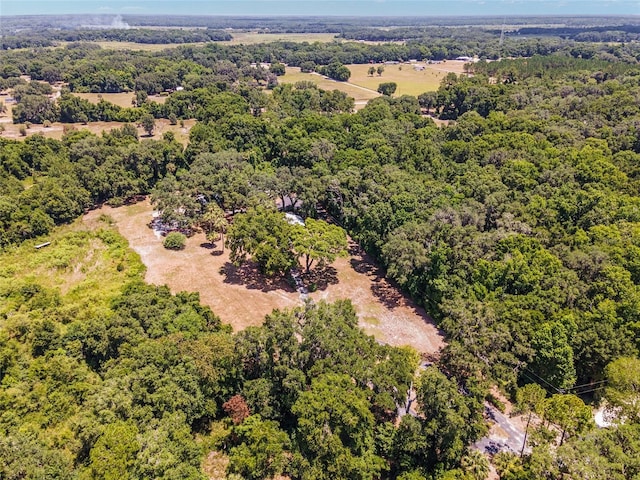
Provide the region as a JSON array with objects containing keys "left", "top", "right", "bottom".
[{"left": 1, "top": 15, "right": 640, "bottom": 480}]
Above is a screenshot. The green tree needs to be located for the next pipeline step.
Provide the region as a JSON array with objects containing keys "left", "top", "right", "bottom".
[
  {"left": 87, "top": 422, "right": 140, "bottom": 480},
  {"left": 555, "top": 423, "right": 640, "bottom": 480},
  {"left": 459, "top": 450, "right": 490, "bottom": 480},
  {"left": 292, "top": 373, "right": 384, "bottom": 480},
  {"left": 134, "top": 412, "right": 205, "bottom": 480},
  {"left": 543, "top": 394, "right": 593, "bottom": 446},
  {"left": 418, "top": 91, "right": 437, "bottom": 114},
  {"left": 377, "top": 65, "right": 385, "bottom": 76},
  {"left": 226, "top": 207, "right": 295, "bottom": 276},
  {"left": 133, "top": 90, "right": 148, "bottom": 107},
  {"left": 604, "top": 357, "right": 640, "bottom": 424},
  {"left": 529, "top": 322, "right": 576, "bottom": 391},
  {"left": 227, "top": 415, "right": 291, "bottom": 480},
  {"left": 140, "top": 113, "right": 155, "bottom": 136},
  {"left": 200, "top": 203, "right": 229, "bottom": 251},
  {"left": 320, "top": 62, "right": 351, "bottom": 82},
  {"left": 377, "top": 82, "right": 397, "bottom": 96},
  {"left": 152, "top": 174, "right": 201, "bottom": 230},
  {"left": 270, "top": 62, "right": 286, "bottom": 76},
  {"left": 368, "top": 66, "right": 376, "bottom": 77},
  {"left": 416, "top": 368, "right": 486, "bottom": 469},
  {"left": 515, "top": 383, "right": 547, "bottom": 457},
  {"left": 292, "top": 219, "right": 348, "bottom": 273}
]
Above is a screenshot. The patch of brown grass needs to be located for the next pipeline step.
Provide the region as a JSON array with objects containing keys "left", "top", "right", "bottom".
[
  {"left": 0, "top": 118, "right": 196, "bottom": 146},
  {"left": 345, "top": 61, "right": 469, "bottom": 97},
  {"left": 72, "top": 92, "right": 168, "bottom": 108},
  {"left": 223, "top": 32, "right": 339, "bottom": 45},
  {"left": 84, "top": 199, "right": 444, "bottom": 354}
]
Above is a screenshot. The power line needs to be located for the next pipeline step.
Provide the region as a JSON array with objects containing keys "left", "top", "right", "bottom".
[
  {"left": 568, "top": 385, "right": 607, "bottom": 396},
  {"left": 565, "top": 379, "right": 608, "bottom": 391},
  {"left": 520, "top": 366, "right": 564, "bottom": 394}
]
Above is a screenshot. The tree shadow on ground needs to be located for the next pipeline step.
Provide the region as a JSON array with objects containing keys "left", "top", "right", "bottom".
[
  {"left": 301, "top": 264, "right": 339, "bottom": 291},
  {"left": 349, "top": 243, "right": 417, "bottom": 311},
  {"left": 221, "top": 261, "right": 295, "bottom": 293},
  {"left": 348, "top": 244, "right": 404, "bottom": 309},
  {"left": 348, "top": 245, "right": 444, "bottom": 342},
  {"left": 200, "top": 242, "right": 224, "bottom": 256}
]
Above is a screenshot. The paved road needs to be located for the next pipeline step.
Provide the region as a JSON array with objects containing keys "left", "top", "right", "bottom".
[{"left": 473, "top": 403, "right": 527, "bottom": 457}]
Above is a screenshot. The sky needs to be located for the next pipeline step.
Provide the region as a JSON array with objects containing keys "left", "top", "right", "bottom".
[{"left": 1, "top": 0, "right": 638, "bottom": 17}]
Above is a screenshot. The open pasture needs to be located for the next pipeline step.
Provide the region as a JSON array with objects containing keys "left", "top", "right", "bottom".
[
  {"left": 280, "top": 67, "right": 381, "bottom": 107},
  {"left": 345, "top": 60, "right": 469, "bottom": 96}
]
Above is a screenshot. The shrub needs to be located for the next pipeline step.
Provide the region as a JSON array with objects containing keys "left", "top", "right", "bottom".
[{"left": 163, "top": 232, "right": 186, "bottom": 250}]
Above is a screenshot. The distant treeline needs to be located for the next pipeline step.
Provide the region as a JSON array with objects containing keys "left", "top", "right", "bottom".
[
  {"left": 1, "top": 28, "right": 231, "bottom": 50},
  {"left": 340, "top": 24, "right": 640, "bottom": 43},
  {"left": 3, "top": 14, "right": 639, "bottom": 33},
  {"left": 51, "top": 28, "right": 231, "bottom": 44}
]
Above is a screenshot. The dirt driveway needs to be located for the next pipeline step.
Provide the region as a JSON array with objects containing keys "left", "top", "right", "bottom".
[{"left": 84, "top": 199, "right": 443, "bottom": 354}]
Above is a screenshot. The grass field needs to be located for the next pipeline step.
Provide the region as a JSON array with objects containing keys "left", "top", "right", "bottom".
[
  {"left": 0, "top": 118, "right": 196, "bottom": 146},
  {"left": 85, "top": 41, "right": 205, "bottom": 51},
  {"left": 63, "top": 32, "right": 339, "bottom": 51},
  {"left": 73, "top": 92, "right": 135, "bottom": 108},
  {"left": 0, "top": 215, "right": 146, "bottom": 319},
  {"left": 280, "top": 67, "right": 380, "bottom": 107},
  {"left": 222, "top": 32, "right": 339, "bottom": 45},
  {"left": 346, "top": 60, "right": 469, "bottom": 96},
  {"left": 347, "top": 63, "right": 443, "bottom": 96},
  {"left": 72, "top": 92, "right": 168, "bottom": 108},
  {"left": 281, "top": 60, "right": 469, "bottom": 108}
]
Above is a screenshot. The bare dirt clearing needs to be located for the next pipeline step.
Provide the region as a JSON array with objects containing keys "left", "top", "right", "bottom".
[
  {"left": 73, "top": 92, "right": 168, "bottom": 108},
  {"left": 0, "top": 118, "right": 195, "bottom": 145},
  {"left": 84, "top": 199, "right": 443, "bottom": 354}
]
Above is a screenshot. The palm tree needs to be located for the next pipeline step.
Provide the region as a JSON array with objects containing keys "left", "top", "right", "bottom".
[
  {"left": 200, "top": 203, "right": 229, "bottom": 251},
  {"left": 460, "top": 450, "right": 490, "bottom": 480}
]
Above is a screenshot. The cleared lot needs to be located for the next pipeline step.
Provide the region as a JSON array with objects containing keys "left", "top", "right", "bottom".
[{"left": 84, "top": 198, "right": 444, "bottom": 354}]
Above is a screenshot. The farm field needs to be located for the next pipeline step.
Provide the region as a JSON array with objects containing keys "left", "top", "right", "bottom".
[{"left": 84, "top": 199, "right": 444, "bottom": 354}]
